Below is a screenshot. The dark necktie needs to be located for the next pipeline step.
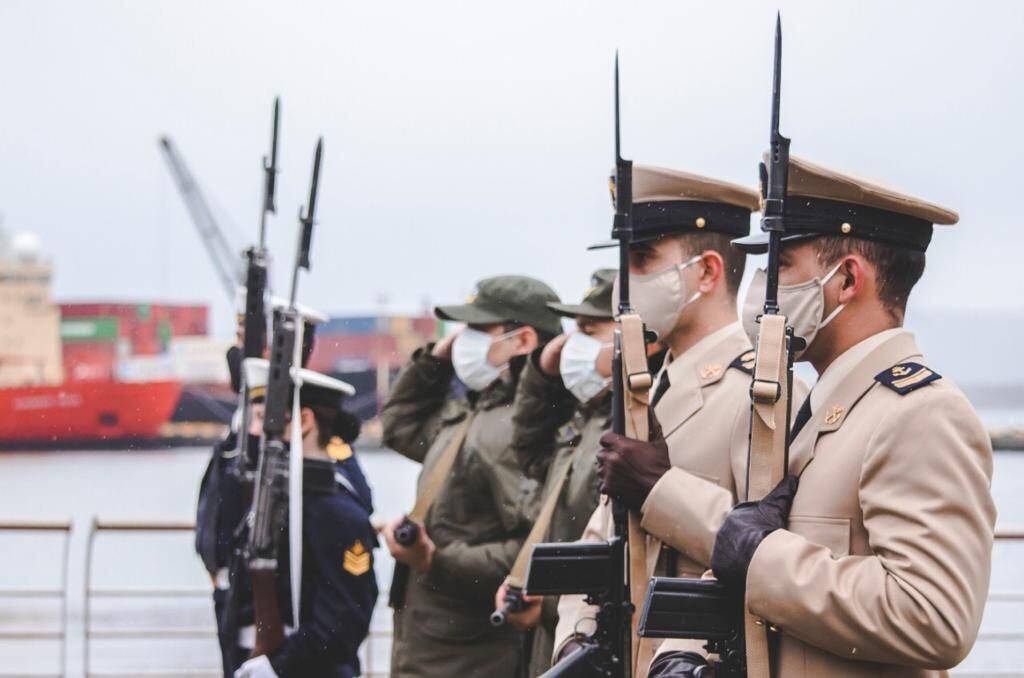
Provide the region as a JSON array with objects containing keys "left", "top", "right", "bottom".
[
  {"left": 790, "top": 395, "right": 813, "bottom": 439},
  {"left": 650, "top": 371, "right": 671, "bottom": 408}
]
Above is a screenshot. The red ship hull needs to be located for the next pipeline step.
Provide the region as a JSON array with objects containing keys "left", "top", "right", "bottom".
[{"left": 0, "top": 380, "right": 183, "bottom": 443}]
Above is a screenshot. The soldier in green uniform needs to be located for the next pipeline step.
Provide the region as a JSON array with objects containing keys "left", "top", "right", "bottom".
[
  {"left": 495, "top": 268, "right": 666, "bottom": 674},
  {"left": 380, "top": 275, "right": 565, "bottom": 678},
  {"left": 498, "top": 269, "right": 615, "bottom": 673}
]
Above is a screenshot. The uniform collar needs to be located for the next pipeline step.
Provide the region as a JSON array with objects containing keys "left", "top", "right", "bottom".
[
  {"left": 790, "top": 330, "right": 923, "bottom": 474},
  {"left": 809, "top": 327, "right": 906, "bottom": 414},
  {"left": 654, "top": 322, "right": 750, "bottom": 437}
]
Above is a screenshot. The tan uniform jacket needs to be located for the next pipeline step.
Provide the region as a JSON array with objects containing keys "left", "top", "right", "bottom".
[
  {"left": 657, "top": 331, "right": 996, "bottom": 677},
  {"left": 553, "top": 323, "right": 755, "bottom": 657},
  {"left": 381, "top": 346, "right": 541, "bottom": 678}
]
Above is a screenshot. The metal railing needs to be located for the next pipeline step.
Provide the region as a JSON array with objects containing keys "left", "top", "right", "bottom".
[
  {"left": 0, "top": 519, "right": 1019, "bottom": 676},
  {"left": 80, "top": 519, "right": 389, "bottom": 678},
  {"left": 0, "top": 519, "right": 71, "bottom": 678},
  {"left": 83, "top": 519, "right": 218, "bottom": 678}
]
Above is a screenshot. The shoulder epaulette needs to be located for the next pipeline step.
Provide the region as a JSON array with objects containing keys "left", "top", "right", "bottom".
[
  {"left": 874, "top": 362, "right": 941, "bottom": 395},
  {"left": 729, "top": 350, "right": 757, "bottom": 375}
]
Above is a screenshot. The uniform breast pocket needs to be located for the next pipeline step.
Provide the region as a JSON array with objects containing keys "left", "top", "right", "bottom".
[{"left": 787, "top": 516, "right": 851, "bottom": 558}]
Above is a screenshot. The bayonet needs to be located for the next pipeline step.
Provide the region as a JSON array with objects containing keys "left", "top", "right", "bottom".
[
  {"left": 258, "top": 97, "right": 280, "bottom": 248},
  {"left": 291, "top": 138, "right": 322, "bottom": 306},
  {"left": 761, "top": 13, "right": 790, "bottom": 316}
]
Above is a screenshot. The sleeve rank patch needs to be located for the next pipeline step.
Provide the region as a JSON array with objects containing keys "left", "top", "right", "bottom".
[
  {"left": 343, "top": 540, "right": 371, "bottom": 576},
  {"left": 729, "top": 350, "right": 757, "bottom": 375},
  {"left": 874, "top": 362, "right": 941, "bottom": 395}
]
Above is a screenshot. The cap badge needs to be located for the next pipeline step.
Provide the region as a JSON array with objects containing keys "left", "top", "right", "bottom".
[
  {"left": 824, "top": 405, "right": 844, "bottom": 425},
  {"left": 344, "top": 540, "right": 371, "bottom": 576}
]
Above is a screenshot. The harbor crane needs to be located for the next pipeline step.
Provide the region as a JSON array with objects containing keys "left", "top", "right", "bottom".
[{"left": 158, "top": 137, "right": 243, "bottom": 301}]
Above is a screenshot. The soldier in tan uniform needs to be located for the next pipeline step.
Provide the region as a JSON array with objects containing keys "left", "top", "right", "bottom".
[
  {"left": 551, "top": 165, "right": 766, "bottom": 666},
  {"left": 650, "top": 157, "right": 997, "bottom": 677},
  {"left": 380, "top": 275, "right": 564, "bottom": 678}
]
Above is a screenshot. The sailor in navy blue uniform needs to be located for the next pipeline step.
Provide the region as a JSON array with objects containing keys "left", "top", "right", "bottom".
[
  {"left": 195, "top": 304, "right": 326, "bottom": 676},
  {"left": 223, "top": 359, "right": 379, "bottom": 678}
]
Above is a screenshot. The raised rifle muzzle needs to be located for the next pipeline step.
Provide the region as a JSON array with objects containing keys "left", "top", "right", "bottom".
[
  {"left": 489, "top": 585, "right": 525, "bottom": 627},
  {"left": 394, "top": 517, "right": 420, "bottom": 547}
]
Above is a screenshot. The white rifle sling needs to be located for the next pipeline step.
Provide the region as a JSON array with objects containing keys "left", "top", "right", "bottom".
[{"left": 288, "top": 320, "right": 306, "bottom": 629}]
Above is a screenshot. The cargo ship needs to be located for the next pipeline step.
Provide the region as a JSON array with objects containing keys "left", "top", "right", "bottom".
[{"left": 0, "top": 229, "right": 227, "bottom": 447}]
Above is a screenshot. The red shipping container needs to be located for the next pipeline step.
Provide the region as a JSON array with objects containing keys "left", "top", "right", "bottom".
[
  {"left": 412, "top": 316, "right": 438, "bottom": 339},
  {"left": 63, "top": 341, "right": 117, "bottom": 382},
  {"left": 307, "top": 334, "right": 402, "bottom": 373}
]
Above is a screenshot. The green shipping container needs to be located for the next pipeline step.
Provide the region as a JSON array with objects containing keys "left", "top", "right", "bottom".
[{"left": 60, "top": 317, "right": 119, "bottom": 342}]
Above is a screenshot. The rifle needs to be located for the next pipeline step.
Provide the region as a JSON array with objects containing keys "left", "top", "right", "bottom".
[
  {"left": 236, "top": 97, "right": 280, "bottom": 481},
  {"left": 636, "top": 16, "right": 799, "bottom": 678},
  {"left": 523, "top": 54, "right": 652, "bottom": 678},
  {"left": 247, "top": 138, "right": 323, "bottom": 658}
]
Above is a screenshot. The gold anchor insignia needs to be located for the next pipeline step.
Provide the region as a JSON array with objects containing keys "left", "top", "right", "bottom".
[
  {"left": 701, "top": 363, "right": 723, "bottom": 379},
  {"left": 892, "top": 365, "right": 912, "bottom": 377},
  {"left": 824, "top": 405, "right": 844, "bottom": 425}
]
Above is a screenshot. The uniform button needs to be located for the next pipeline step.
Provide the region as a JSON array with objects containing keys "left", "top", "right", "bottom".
[
  {"left": 769, "top": 624, "right": 779, "bottom": 632},
  {"left": 754, "top": 619, "right": 764, "bottom": 626}
]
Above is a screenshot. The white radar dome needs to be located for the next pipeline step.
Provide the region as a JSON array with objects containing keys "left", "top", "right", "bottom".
[{"left": 10, "top": 231, "right": 42, "bottom": 262}]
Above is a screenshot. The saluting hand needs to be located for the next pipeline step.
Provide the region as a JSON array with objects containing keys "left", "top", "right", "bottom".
[
  {"left": 382, "top": 516, "right": 436, "bottom": 573},
  {"left": 430, "top": 330, "right": 461, "bottom": 362},
  {"left": 538, "top": 333, "right": 571, "bottom": 377},
  {"left": 596, "top": 409, "right": 671, "bottom": 511}
]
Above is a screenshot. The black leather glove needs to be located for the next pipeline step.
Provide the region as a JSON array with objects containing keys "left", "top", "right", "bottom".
[
  {"left": 649, "top": 651, "right": 711, "bottom": 677},
  {"left": 596, "top": 410, "right": 670, "bottom": 511},
  {"left": 711, "top": 475, "right": 799, "bottom": 589}
]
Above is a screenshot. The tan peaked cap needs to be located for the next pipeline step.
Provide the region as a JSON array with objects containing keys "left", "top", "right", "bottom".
[
  {"left": 626, "top": 164, "right": 761, "bottom": 211},
  {"left": 592, "top": 164, "right": 760, "bottom": 249},
  {"left": 785, "top": 155, "right": 959, "bottom": 225}
]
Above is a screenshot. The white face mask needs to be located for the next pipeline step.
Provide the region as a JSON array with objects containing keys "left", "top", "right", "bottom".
[
  {"left": 741, "top": 263, "right": 846, "bottom": 359},
  {"left": 559, "top": 332, "right": 612, "bottom": 403},
  {"left": 614, "top": 255, "right": 703, "bottom": 341},
  {"left": 452, "top": 327, "right": 520, "bottom": 391}
]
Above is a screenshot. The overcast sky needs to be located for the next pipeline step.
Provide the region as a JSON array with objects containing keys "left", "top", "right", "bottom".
[{"left": 1, "top": 1, "right": 1021, "bottom": 338}]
